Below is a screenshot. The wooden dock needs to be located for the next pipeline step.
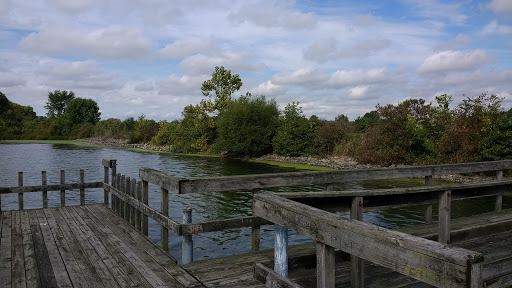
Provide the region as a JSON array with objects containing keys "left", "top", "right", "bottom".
[
  {"left": 2, "top": 159, "right": 512, "bottom": 287},
  {"left": 0, "top": 205, "right": 203, "bottom": 288}
]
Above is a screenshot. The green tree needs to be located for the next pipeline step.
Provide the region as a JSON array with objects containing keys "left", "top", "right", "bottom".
[
  {"left": 63, "top": 98, "right": 101, "bottom": 132},
  {"left": 316, "top": 117, "right": 356, "bottom": 154},
  {"left": 273, "top": 102, "right": 321, "bottom": 157},
  {"left": 151, "top": 120, "right": 180, "bottom": 146},
  {"left": 354, "top": 110, "right": 379, "bottom": 132},
  {"left": 129, "top": 114, "right": 159, "bottom": 143},
  {"left": 200, "top": 66, "right": 243, "bottom": 114},
  {"left": 45, "top": 90, "right": 75, "bottom": 118},
  {"left": 0, "top": 92, "right": 9, "bottom": 115},
  {"left": 213, "top": 96, "right": 280, "bottom": 157}
]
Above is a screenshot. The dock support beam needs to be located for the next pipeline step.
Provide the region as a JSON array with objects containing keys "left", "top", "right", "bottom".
[
  {"left": 424, "top": 175, "right": 433, "bottom": 224},
  {"left": 316, "top": 242, "right": 335, "bottom": 288},
  {"left": 42, "top": 171, "right": 47, "bottom": 208},
  {"left": 161, "top": 188, "right": 169, "bottom": 253},
  {"left": 252, "top": 188, "right": 261, "bottom": 252},
  {"left": 274, "top": 224, "right": 288, "bottom": 278},
  {"left": 182, "top": 208, "right": 193, "bottom": 264},
  {"left": 496, "top": 170, "right": 503, "bottom": 212},
  {"left": 438, "top": 190, "right": 451, "bottom": 244},
  {"left": 18, "top": 172, "right": 23, "bottom": 210},
  {"left": 351, "top": 196, "right": 364, "bottom": 288}
]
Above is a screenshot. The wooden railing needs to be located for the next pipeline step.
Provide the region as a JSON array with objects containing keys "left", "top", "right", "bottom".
[{"left": 0, "top": 169, "right": 103, "bottom": 211}]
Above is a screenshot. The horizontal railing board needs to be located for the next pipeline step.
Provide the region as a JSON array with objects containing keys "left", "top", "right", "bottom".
[
  {"left": 104, "top": 184, "right": 181, "bottom": 235},
  {"left": 0, "top": 182, "right": 103, "bottom": 194},
  {"left": 254, "top": 193, "right": 483, "bottom": 287},
  {"left": 181, "top": 216, "right": 270, "bottom": 235},
  {"left": 254, "top": 263, "right": 304, "bottom": 288},
  {"left": 139, "top": 160, "right": 512, "bottom": 193}
]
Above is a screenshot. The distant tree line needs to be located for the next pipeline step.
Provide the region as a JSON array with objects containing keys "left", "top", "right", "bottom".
[{"left": 2, "top": 66, "right": 511, "bottom": 166}]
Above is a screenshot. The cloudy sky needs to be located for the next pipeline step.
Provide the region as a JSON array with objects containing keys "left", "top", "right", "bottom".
[{"left": 1, "top": 0, "right": 511, "bottom": 121}]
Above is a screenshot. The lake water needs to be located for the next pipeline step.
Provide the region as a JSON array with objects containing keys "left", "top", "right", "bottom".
[{"left": 0, "top": 143, "right": 509, "bottom": 263}]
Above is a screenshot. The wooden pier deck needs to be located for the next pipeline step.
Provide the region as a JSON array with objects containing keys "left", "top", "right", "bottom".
[{"left": 0, "top": 205, "right": 203, "bottom": 288}]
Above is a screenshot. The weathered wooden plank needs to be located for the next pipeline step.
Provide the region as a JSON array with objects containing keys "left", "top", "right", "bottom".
[
  {"left": 28, "top": 211, "right": 59, "bottom": 288},
  {"left": 253, "top": 193, "right": 483, "bottom": 288},
  {"left": 274, "top": 224, "right": 289, "bottom": 277},
  {"left": 34, "top": 209, "right": 74, "bottom": 287},
  {"left": 139, "top": 168, "right": 182, "bottom": 191},
  {"left": 20, "top": 210, "right": 40, "bottom": 287},
  {"left": 11, "top": 211, "right": 27, "bottom": 288},
  {"left": 254, "top": 263, "right": 303, "bottom": 288},
  {"left": 60, "top": 170, "right": 66, "bottom": 207},
  {"left": 439, "top": 190, "right": 451, "bottom": 244},
  {"left": 182, "top": 208, "right": 193, "bottom": 265},
  {"left": 483, "top": 257, "right": 512, "bottom": 283},
  {"left": 64, "top": 206, "right": 137, "bottom": 287},
  {"left": 350, "top": 196, "right": 364, "bottom": 288},
  {"left": 57, "top": 207, "right": 120, "bottom": 287},
  {"left": 88, "top": 205, "right": 203, "bottom": 288},
  {"left": 80, "top": 169, "right": 85, "bottom": 205},
  {"left": 50, "top": 208, "right": 106, "bottom": 288},
  {"left": 161, "top": 187, "right": 169, "bottom": 252},
  {"left": 1, "top": 212, "right": 13, "bottom": 287},
  {"left": 144, "top": 160, "right": 512, "bottom": 193},
  {"left": 42, "top": 171, "right": 48, "bottom": 209},
  {"left": 74, "top": 206, "right": 167, "bottom": 288},
  {"left": 316, "top": 242, "right": 335, "bottom": 288},
  {"left": 181, "top": 216, "right": 270, "bottom": 235},
  {"left": 0, "top": 181, "right": 103, "bottom": 194},
  {"left": 104, "top": 184, "right": 181, "bottom": 234}
]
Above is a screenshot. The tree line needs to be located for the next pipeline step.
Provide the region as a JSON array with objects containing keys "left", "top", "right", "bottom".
[{"left": 1, "top": 66, "right": 511, "bottom": 166}]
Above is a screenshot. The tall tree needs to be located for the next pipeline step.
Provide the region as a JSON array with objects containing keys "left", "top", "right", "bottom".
[
  {"left": 0, "top": 91, "right": 9, "bottom": 115},
  {"left": 63, "top": 98, "right": 101, "bottom": 130},
  {"left": 45, "top": 90, "right": 75, "bottom": 118},
  {"left": 200, "top": 66, "right": 243, "bottom": 114}
]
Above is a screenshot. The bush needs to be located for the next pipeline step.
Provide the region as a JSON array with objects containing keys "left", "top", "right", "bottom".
[{"left": 212, "top": 96, "right": 279, "bottom": 157}]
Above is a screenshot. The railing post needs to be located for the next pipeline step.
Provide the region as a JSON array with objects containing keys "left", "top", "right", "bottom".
[
  {"left": 120, "top": 175, "right": 126, "bottom": 218},
  {"left": 18, "top": 172, "right": 23, "bottom": 210},
  {"left": 252, "top": 188, "right": 261, "bottom": 252},
  {"left": 438, "top": 190, "right": 451, "bottom": 244},
  {"left": 142, "top": 180, "right": 149, "bottom": 236},
  {"left": 80, "top": 169, "right": 85, "bottom": 206},
  {"left": 130, "top": 179, "right": 136, "bottom": 227},
  {"left": 274, "top": 224, "right": 288, "bottom": 278},
  {"left": 161, "top": 188, "right": 169, "bottom": 253},
  {"left": 111, "top": 160, "right": 117, "bottom": 211},
  {"left": 136, "top": 181, "right": 142, "bottom": 231},
  {"left": 351, "top": 196, "right": 364, "bottom": 288},
  {"left": 60, "top": 170, "right": 65, "bottom": 207},
  {"left": 124, "top": 177, "right": 131, "bottom": 222},
  {"left": 42, "top": 171, "right": 48, "bottom": 209},
  {"left": 424, "top": 175, "right": 433, "bottom": 224},
  {"left": 496, "top": 170, "right": 503, "bottom": 212},
  {"left": 116, "top": 173, "right": 122, "bottom": 215},
  {"left": 182, "top": 208, "right": 193, "bottom": 264},
  {"left": 316, "top": 242, "right": 335, "bottom": 288},
  {"left": 103, "top": 164, "right": 109, "bottom": 206}
]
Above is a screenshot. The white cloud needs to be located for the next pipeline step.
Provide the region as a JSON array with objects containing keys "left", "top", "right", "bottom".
[
  {"left": 481, "top": 21, "right": 512, "bottom": 35},
  {"left": 434, "top": 34, "right": 471, "bottom": 51},
  {"left": 19, "top": 26, "right": 151, "bottom": 59},
  {"left": 326, "top": 68, "right": 389, "bottom": 88},
  {"left": 179, "top": 52, "right": 266, "bottom": 74},
  {"left": 417, "top": 50, "right": 491, "bottom": 73},
  {"left": 404, "top": 0, "right": 467, "bottom": 25},
  {"left": 349, "top": 86, "right": 369, "bottom": 99},
  {"left": 271, "top": 68, "right": 328, "bottom": 87},
  {"left": 158, "top": 38, "right": 216, "bottom": 59},
  {"left": 251, "top": 80, "right": 285, "bottom": 96},
  {"left": 48, "top": 0, "right": 100, "bottom": 13},
  {"left": 487, "top": 0, "right": 512, "bottom": 14},
  {"left": 0, "top": 71, "right": 25, "bottom": 87},
  {"left": 304, "top": 38, "right": 391, "bottom": 63}
]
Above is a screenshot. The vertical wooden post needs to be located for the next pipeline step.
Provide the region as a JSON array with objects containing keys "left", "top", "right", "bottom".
[
  {"left": 252, "top": 188, "right": 261, "bottom": 252},
  {"left": 103, "top": 165, "right": 109, "bottom": 206},
  {"left": 131, "top": 179, "right": 137, "bottom": 227},
  {"left": 182, "top": 208, "right": 193, "bottom": 264},
  {"left": 350, "top": 196, "right": 364, "bottom": 288},
  {"left": 80, "top": 169, "right": 85, "bottom": 206},
  {"left": 316, "top": 242, "right": 335, "bottom": 288},
  {"left": 142, "top": 180, "right": 149, "bottom": 236},
  {"left": 161, "top": 188, "right": 169, "bottom": 253},
  {"left": 136, "top": 181, "right": 142, "bottom": 231},
  {"left": 120, "top": 175, "right": 126, "bottom": 218},
  {"left": 116, "top": 173, "right": 122, "bottom": 215},
  {"left": 274, "top": 224, "right": 288, "bottom": 278},
  {"left": 18, "top": 172, "right": 23, "bottom": 210},
  {"left": 42, "top": 171, "right": 48, "bottom": 209},
  {"left": 124, "top": 177, "right": 131, "bottom": 222},
  {"left": 470, "top": 263, "right": 483, "bottom": 288},
  {"left": 424, "top": 175, "right": 433, "bottom": 224},
  {"left": 496, "top": 170, "right": 503, "bottom": 212},
  {"left": 111, "top": 160, "right": 117, "bottom": 210},
  {"left": 438, "top": 190, "right": 451, "bottom": 244},
  {"left": 325, "top": 183, "right": 334, "bottom": 191},
  {"left": 60, "top": 170, "right": 65, "bottom": 207}
]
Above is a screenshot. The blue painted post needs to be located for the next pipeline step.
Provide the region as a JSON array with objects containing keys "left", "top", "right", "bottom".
[
  {"left": 182, "top": 208, "right": 193, "bottom": 264},
  {"left": 274, "top": 224, "right": 288, "bottom": 277}
]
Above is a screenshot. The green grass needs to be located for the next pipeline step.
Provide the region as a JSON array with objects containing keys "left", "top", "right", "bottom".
[
  {"left": 0, "top": 139, "right": 95, "bottom": 147},
  {"left": 249, "top": 159, "right": 335, "bottom": 171}
]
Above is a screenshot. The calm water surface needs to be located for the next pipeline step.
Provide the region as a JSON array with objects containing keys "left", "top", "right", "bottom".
[{"left": 0, "top": 143, "right": 509, "bottom": 262}]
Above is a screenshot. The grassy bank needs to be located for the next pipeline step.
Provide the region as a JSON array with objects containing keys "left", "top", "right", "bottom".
[
  {"left": 0, "top": 139, "right": 96, "bottom": 147},
  {"left": 249, "top": 159, "right": 335, "bottom": 171}
]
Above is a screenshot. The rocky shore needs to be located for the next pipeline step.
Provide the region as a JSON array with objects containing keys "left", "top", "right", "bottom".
[{"left": 74, "top": 137, "right": 497, "bottom": 183}]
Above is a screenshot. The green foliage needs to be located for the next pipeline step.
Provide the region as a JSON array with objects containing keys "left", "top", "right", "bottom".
[
  {"left": 479, "top": 109, "right": 512, "bottom": 161},
  {"left": 129, "top": 114, "right": 159, "bottom": 143},
  {"left": 151, "top": 120, "right": 179, "bottom": 146},
  {"left": 200, "top": 66, "right": 243, "bottom": 114},
  {"left": 0, "top": 96, "right": 37, "bottom": 140},
  {"left": 273, "top": 102, "right": 321, "bottom": 157},
  {"left": 171, "top": 105, "right": 215, "bottom": 153},
  {"left": 355, "top": 111, "right": 379, "bottom": 132},
  {"left": 45, "top": 90, "right": 75, "bottom": 118},
  {"left": 0, "top": 92, "right": 8, "bottom": 115},
  {"left": 316, "top": 117, "right": 356, "bottom": 154},
  {"left": 213, "top": 96, "right": 280, "bottom": 157},
  {"left": 63, "top": 98, "right": 101, "bottom": 133}
]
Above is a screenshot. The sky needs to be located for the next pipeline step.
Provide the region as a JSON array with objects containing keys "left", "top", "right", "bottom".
[{"left": 0, "top": 0, "right": 511, "bottom": 121}]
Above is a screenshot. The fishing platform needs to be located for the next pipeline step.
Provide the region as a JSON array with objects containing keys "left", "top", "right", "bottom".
[{"left": 1, "top": 159, "right": 512, "bottom": 287}]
